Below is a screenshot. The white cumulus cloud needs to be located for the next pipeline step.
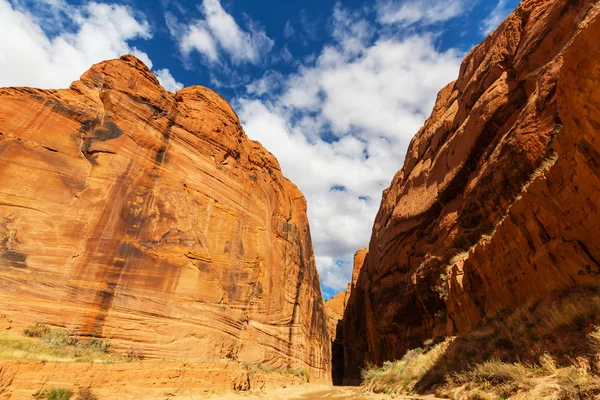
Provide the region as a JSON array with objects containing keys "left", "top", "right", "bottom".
[
  {"left": 0, "top": 0, "right": 182, "bottom": 91},
  {"left": 376, "top": 0, "right": 472, "bottom": 26},
  {"left": 155, "top": 68, "right": 184, "bottom": 92},
  {"left": 170, "top": 0, "right": 273, "bottom": 65},
  {"left": 236, "top": 6, "right": 463, "bottom": 294},
  {"left": 481, "top": 0, "right": 513, "bottom": 35}
]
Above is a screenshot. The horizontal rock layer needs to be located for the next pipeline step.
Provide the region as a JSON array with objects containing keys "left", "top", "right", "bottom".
[
  {"left": 0, "top": 55, "right": 329, "bottom": 379},
  {"left": 343, "top": 0, "right": 600, "bottom": 383},
  {"left": 0, "top": 360, "right": 307, "bottom": 399}
]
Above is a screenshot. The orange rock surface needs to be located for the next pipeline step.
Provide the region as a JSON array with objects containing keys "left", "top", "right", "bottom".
[
  {"left": 344, "top": 248, "right": 367, "bottom": 308},
  {"left": 0, "top": 55, "right": 329, "bottom": 379},
  {"left": 0, "top": 360, "right": 307, "bottom": 399},
  {"left": 343, "top": 0, "right": 600, "bottom": 383},
  {"left": 324, "top": 291, "right": 346, "bottom": 342}
]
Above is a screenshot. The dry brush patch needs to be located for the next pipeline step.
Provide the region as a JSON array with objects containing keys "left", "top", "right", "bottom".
[
  {"left": 32, "top": 387, "right": 98, "bottom": 400},
  {"left": 244, "top": 362, "right": 311, "bottom": 382},
  {"left": 361, "top": 338, "right": 452, "bottom": 395},
  {"left": 0, "top": 323, "right": 132, "bottom": 363},
  {"left": 361, "top": 286, "right": 600, "bottom": 399}
]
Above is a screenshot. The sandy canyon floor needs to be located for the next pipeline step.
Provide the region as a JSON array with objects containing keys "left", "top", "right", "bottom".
[{"left": 208, "top": 385, "right": 443, "bottom": 400}]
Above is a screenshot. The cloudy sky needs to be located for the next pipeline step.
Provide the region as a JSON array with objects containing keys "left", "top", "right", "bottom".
[{"left": 0, "top": 0, "right": 518, "bottom": 298}]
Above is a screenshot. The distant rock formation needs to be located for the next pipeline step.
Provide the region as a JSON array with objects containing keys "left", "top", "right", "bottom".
[
  {"left": 324, "top": 248, "right": 367, "bottom": 384},
  {"left": 345, "top": 248, "right": 367, "bottom": 308},
  {"left": 342, "top": 0, "right": 600, "bottom": 384},
  {"left": 325, "top": 291, "right": 346, "bottom": 345},
  {"left": 0, "top": 55, "right": 330, "bottom": 379},
  {"left": 325, "top": 248, "right": 367, "bottom": 342}
]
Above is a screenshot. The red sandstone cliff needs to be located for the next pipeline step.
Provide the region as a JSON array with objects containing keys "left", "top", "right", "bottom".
[
  {"left": 0, "top": 55, "right": 330, "bottom": 379},
  {"left": 343, "top": 0, "right": 600, "bottom": 383}
]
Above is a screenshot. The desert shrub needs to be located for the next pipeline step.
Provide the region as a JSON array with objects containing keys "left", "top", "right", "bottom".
[
  {"left": 24, "top": 326, "right": 80, "bottom": 350},
  {"left": 76, "top": 388, "right": 97, "bottom": 400},
  {"left": 33, "top": 388, "right": 73, "bottom": 400},
  {"left": 77, "top": 338, "right": 112, "bottom": 353},
  {"left": 22, "top": 326, "right": 110, "bottom": 354},
  {"left": 126, "top": 345, "right": 143, "bottom": 361},
  {"left": 24, "top": 323, "right": 51, "bottom": 338},
  {"left": 0, "top": 324, "right": 119, "bottom": 363},
  {"left": 42, "top": 330, "right": 70, "bottom": 349},
  {"left": 466, "top": 359, "right": 531, "bottom": 385}
]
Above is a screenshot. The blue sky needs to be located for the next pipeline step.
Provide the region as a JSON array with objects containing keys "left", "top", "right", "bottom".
[{"left": 0, "top": 0, "right": 519, "bottom": 298}]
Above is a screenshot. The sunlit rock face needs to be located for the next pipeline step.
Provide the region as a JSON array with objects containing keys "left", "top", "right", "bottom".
[
  {"left": 342, "top": 0, "right": 600, "bottom": 384},
  {"left": 0, "top": 55, "right": 330, "bottom": 379}
]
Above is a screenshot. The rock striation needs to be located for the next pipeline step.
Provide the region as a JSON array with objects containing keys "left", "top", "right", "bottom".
[
  {"left": 0, "top": 55, "right": 330, "bottom": 379},
  {"left": 343, "top": 0, "right": 600, "bottom": 383}
]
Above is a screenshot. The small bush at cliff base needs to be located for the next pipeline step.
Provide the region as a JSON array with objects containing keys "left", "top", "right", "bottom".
[
  {"left": 77, "top": 338, "right": 112, "bottom": 353},
  {"left": 76, "top": 388, "right": 98, "bottom": 400},
  {"left": 23, "top": 323, "right": 51, "bottom": 338},
  {"left": 20, "top": 324, "right": 112, "bottom": 355},
  {"left": 126, "top": 345, "right": 144, "bottom": 361},
  {"left": 42, "top": 330, "right": 71, "bottom": 349},
  {"left": 33, "top": 388, "right": 73, "bottom": 400},
  {"left": 23, "top": 324, "right": 79, "bottom": 349}
]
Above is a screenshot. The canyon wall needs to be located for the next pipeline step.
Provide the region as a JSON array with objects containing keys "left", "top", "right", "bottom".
[
  {"left": 343, "top": 0, "right": 600, "bottom": 383},
  {"left": 0, "top": 55, "right": 330, "bottom": 379}
]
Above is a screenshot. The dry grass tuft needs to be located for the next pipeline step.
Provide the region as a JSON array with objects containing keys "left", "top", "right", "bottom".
[
  {"left": 361, "top": 287, "right": 600, "bottom": 399},
  {"left": 361, "top": 338, "right": 451, "bottom": 394},
  {"left": 0, "top": 324, "right": 123, "bottom": 363},
  {"left": 244, "top": 362, "right": 311, "bottom": 382},
  {"left": 442, "top": 329, "right": 600, "bottom": 399},
  {"left": 448, "top": 360, "right": 537, "bottom": 398}
]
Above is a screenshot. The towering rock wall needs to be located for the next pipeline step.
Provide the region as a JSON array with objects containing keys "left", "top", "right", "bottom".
[
  {"left": 343, "top": 0, "right": 600, "bottom": 383},
  {"left": 0, "top": 55, "right": 330, "bottom": 379}
]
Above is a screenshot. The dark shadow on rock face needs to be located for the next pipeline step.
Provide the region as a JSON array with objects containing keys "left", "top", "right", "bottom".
[{"left": 332, "top": 320, "right": 345, "bottom": 385}]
